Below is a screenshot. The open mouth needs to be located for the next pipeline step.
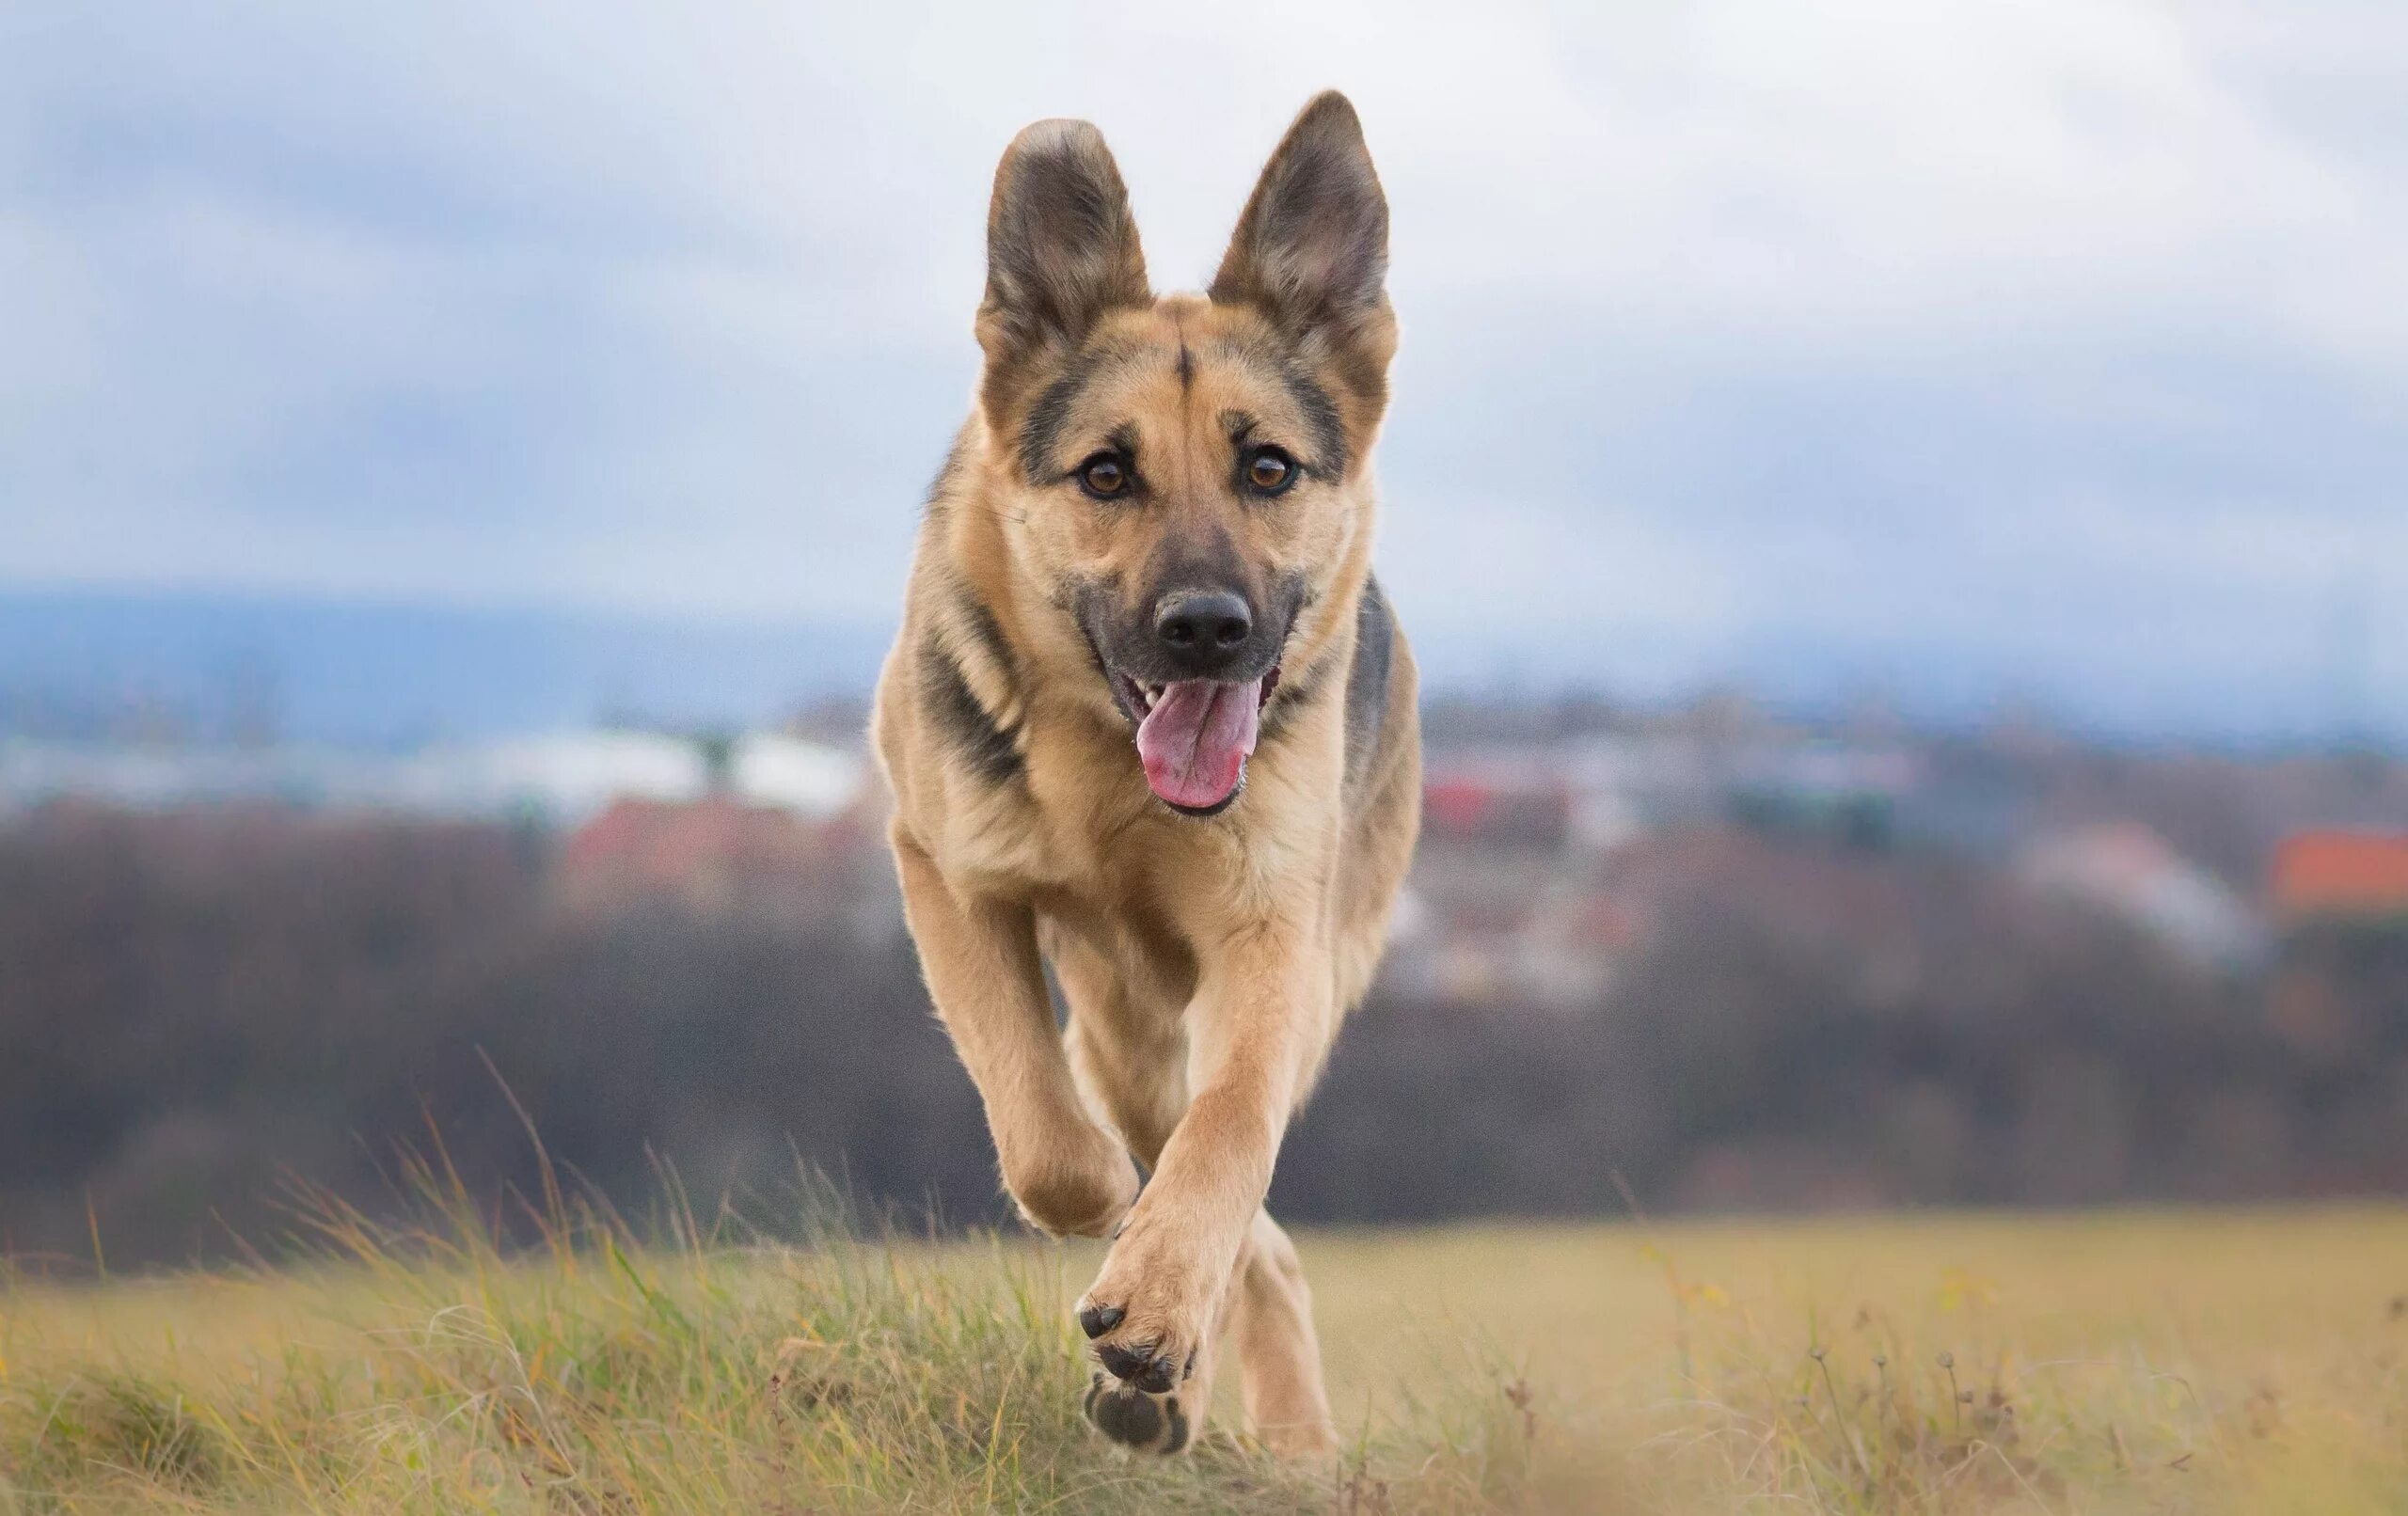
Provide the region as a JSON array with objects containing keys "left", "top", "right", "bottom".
[{"left": 1111, "top": 667, "right": 1281, "bottom": 815}]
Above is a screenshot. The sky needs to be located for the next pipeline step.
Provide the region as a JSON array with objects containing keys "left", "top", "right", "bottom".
[{"left": 4, "top": 2, "right": 2405, "bottom": 732}]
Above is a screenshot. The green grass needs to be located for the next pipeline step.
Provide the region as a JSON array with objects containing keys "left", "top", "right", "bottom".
[{"left": 4, "top": 1170, "right": 2404, "bottom": 1512}]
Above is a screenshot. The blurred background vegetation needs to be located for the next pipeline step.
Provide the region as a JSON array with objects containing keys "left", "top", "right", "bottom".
[{"left": 6, "top": 687, "right": 2403, "bottom": 1271}]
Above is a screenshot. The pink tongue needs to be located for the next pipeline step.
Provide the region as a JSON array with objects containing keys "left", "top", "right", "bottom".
[{"left": 1135, "top": 678, "right": 1262, "bottom": 810}]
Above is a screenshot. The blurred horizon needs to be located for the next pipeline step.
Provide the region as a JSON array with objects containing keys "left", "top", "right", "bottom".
[
  {"left": 7, "top": 2, "right": 2408, "bottom": 745},
  {"left": 3, "top": 576, "right": 2401, "bottom": 750}
]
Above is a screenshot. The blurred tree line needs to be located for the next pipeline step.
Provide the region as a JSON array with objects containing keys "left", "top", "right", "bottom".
[{"left": 1, "top": 806, "right": 2402, "bottom": 1270}]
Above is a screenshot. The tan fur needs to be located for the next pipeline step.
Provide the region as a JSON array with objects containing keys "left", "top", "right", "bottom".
[{"left": 871, "top": 93, "right": 1419, "bottom": 1457}]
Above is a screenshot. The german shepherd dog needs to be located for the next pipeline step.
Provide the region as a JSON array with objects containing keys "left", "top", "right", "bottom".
[{"left": 872, "top": 91, "right": 1419, "bottom": 1457}]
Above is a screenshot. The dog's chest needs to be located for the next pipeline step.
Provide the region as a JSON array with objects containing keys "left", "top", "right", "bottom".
[{"left": 958, "top": 765, "right": 1228, "bottom": 928}]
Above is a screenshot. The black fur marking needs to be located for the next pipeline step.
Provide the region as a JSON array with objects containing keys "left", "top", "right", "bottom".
[
  {"left": 1269, "top": 569, "right": 1310, "bottom": 650},
  {"left": 1019, "top": 342, "right": 1163, "bottom": 487},
  {"left": 1069, "top": 577, "right": 1123, "bottom": 690},
  {"left": 1100, "top": 422, "right": 1149, "bottom": 503},
  {"left": 1249, "top": 570, "right": 1323, "bottom": 750},
  {"left": 949, "top": 585, "right": 1021, "bottom": 721},
  {"left": 1278, "top": 358, "right": 1349, "bottom": 480},
  {"left": 1258, "top": 659, "right": 1323, "bottom": 750},
  {"left": 1019, "top": 354, "right": 1099, "bottom": 483},
  {"left": 1176, "top": 340, "right": 1195, "bottom": 391},
  {"left": 918, "top": 637, "right": 1022, "bottom": 785},
  {"left": 1344, "top": 576, "right": 1394, "bottom": 788}
]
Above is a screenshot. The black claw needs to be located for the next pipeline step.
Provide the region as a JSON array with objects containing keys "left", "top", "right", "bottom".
[
  {"left": 1078, "top": 1303, "right": 1124, "bottom": 1340},
  {"left": 1097, "top": 1339, "right": 1179, "bottom": 1394}
]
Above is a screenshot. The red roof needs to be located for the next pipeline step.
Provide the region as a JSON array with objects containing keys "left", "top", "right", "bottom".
[{"left": 2270, "top": 831, "right": 2408, "bottom": 920}]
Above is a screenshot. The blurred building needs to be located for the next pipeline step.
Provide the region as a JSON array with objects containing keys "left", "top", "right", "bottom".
[
  {"left": 2269, "top": 830, "right": 2408, "bottom": 924},
  {"left": 0, "top": 728, "right": 865, "bottom": 829},
  {"left": 1398, "top": 763, "right": 1629, "bottom": 1004},
  {"left": 556, "top": 793, "right": 872, "bottom": 919},
  {"left": 2266, "top": 830, "right": 2408, "bottom": 1059},
  {"left": 2018, "top": 822, "right": 2269, "bottom": 972}
]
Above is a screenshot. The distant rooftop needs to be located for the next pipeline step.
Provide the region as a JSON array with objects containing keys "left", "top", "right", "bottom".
[{"left": 2270, "top": 831, "right": 2408, "bottom": 923}]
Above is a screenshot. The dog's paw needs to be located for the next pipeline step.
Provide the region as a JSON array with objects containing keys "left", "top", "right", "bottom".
[
  {"left": 1074, "top": 1225, "right": 1214, "bottom": 1414},
  {"left": 1083, "top": 1370, "right": 1192, "bottom": 1454}
]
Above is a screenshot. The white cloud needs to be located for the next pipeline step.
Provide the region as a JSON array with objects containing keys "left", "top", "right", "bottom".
[{"left": 1, "top": 0, "right": 2403, "bottom": 724}]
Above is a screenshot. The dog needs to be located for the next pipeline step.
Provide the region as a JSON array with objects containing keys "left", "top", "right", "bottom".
[{"left": 871, "top": 90, "right": 1419, "bottom": 1457}]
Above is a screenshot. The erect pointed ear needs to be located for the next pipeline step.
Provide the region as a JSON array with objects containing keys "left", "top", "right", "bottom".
[
  {"left": 1211, "top": 92, "right": 1391, "bottom": 356},
  {"left": 976, "top": 118, "right": 1149, "bottom": 399}
]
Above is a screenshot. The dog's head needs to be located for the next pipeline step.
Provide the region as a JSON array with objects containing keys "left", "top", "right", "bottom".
[{"left": 968, "top": 92, "right": 1395, "bottom": 816}]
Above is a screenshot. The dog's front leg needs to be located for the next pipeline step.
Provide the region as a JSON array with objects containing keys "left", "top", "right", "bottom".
[
  {"left": 1075, "top": 919, "right": 1325, "bottom": 1410},
  {"left": 893, "top": 830, "right": 1138, "bottom": 1239}
]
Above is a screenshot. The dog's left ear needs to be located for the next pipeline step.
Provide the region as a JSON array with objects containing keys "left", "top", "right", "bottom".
[
  {"left": 977, "top": 118, "right": 1150, "bottom": 412},
  {"left": 1211, "top": 92, "right": 1394, "bottom": 392}
]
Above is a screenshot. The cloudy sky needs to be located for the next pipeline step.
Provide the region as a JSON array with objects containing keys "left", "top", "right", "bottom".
[{"left": 5, "top": 2, "right": 2404, "bottom": 730}]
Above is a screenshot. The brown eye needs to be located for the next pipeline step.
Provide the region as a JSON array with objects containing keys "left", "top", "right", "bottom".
[
  {"left": 1078, "top": 453, "right": 1129, "bottom": 498},
  {"left": 1246, "top": 448, "right": 1296, "bottom": 494}
]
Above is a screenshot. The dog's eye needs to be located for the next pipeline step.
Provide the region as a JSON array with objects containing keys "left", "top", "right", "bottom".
[
  {"left": 1078, "top": 453, "right": 1130, "bottom": 499},
  {"left": 1245, "top": 447, "right": 1297, "bottom": 495}
]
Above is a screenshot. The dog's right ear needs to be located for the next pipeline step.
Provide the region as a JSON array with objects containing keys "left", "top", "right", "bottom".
[
  {"left": 1211, "top": 94, "right": 1389, "bottom": 351},
  {"left": 977, "top": 119, "right": 1150, "bottom": 411}
]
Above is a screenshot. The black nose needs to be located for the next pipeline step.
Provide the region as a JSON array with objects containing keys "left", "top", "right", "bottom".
[{"left": 1153, "top": 591, "right": 1253, "bottom": 660}]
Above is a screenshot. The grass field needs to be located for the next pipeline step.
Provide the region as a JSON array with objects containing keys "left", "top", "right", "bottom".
[{"left": 3, "top": 1181, "right": 2403, "bottom": 1513}]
